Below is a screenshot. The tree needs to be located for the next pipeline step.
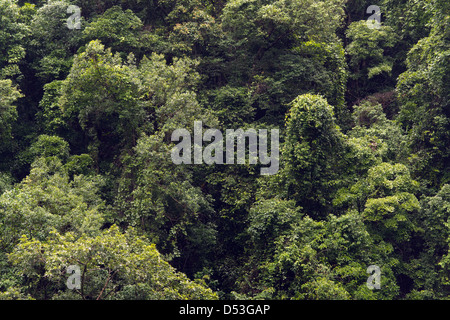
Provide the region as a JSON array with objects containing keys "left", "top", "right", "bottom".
[
  {"left": 240, "top": 210, "right": 400, "bottom": 299},
  {"left": 28, "top": 0, "right": 83, "bottom": 83},
  {"left": 345, "top": 20, "right": 398, "bottom": 103},
  {"left": 36, "top": 80, "right": 67, "bottom": 136},
  {"left": 392, "top": 184, "right": 450, "bottom": 298},
  {"left": 114, "top": 133, "right": 216, "bottom": 263},
  {"left": 381, "top": 0, "right": 433, "bottom": 74},
  {"left": 82, "top": 6, "right": 145, "bottom": 55},
  {"left": 8, "top": 225, "right": 218, "bottom": 300},
  {"left": 29, "top": 134, "right": 70, "bottom": 161},
  {"left": 0, "top": 0, "right": 29, "bottom": 80},
  {"left": 0, "top": 155, "right": 104, "bottom": 251},
  {"left": 0, "top": 79, "right": 21, "bottom": 156},
  {"left": 282, "top": 94, "right": 346, "bottom": 216},
  {"left": 109, "top": 49, "right": 218, "bottom": 272},
  {"left": 396, "top": 3, "right": 450, "bottom": 188},
  {"left": 57, "top": 40, "right": 144, "bottom": 165},
  {"left": 348, "top": 101, "right": 408, "bottom": 166},
  {"left": 216, "top": 0, "right": 348, "bottom": 125},
  {"left": 137, "top": 51, "right": 216, "bottom": 132},
  {"left": 166, "top": 0, "right": 222, "bottom": 57}
]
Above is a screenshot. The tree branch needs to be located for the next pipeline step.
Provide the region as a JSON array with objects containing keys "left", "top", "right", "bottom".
[{"left": 96, "top": 269, "right": 119, "bottom": 300}]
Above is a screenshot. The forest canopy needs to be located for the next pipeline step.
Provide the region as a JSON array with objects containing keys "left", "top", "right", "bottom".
[{"left": 0, "top": 0, "right": 449, "bottom": 300}]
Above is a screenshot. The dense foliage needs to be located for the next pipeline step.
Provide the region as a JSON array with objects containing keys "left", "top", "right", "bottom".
[{"left": 0, "top": 0, "right": 449, "bottom": 300}]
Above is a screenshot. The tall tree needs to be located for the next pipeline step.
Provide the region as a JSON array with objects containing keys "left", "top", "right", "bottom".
[
  {"left": 0, "top": 0, "right": 29, "bottom": 80},
  {"left": 8, "top": 225, "right": 218, "bottom": 299},
  {"left": 282, "top": 94, "right": 346, "bottom": 217}
]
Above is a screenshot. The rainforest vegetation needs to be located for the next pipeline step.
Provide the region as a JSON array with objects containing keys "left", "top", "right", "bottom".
[{"left": 0, "top": 0, "right": 449, "bottom": 300}]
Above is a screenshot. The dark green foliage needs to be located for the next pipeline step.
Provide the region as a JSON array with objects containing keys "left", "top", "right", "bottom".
[
  {"left": 0, "top": 80, "right": 21, "bottom": 152},
  {"left": 28, "top": 0, "right": 83, "bottom": 83},
  {"left": 0, "top": 0, "right": 29, "bottom": 80},
  {"left": 396, "top": 8, "right": 450, "bottom": 188},
  {"left": 82, "top": 6, "right": 144, "bottom": 54},
  {"left": 0, "top": 0, "right": 449, "bottom": 301}
]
